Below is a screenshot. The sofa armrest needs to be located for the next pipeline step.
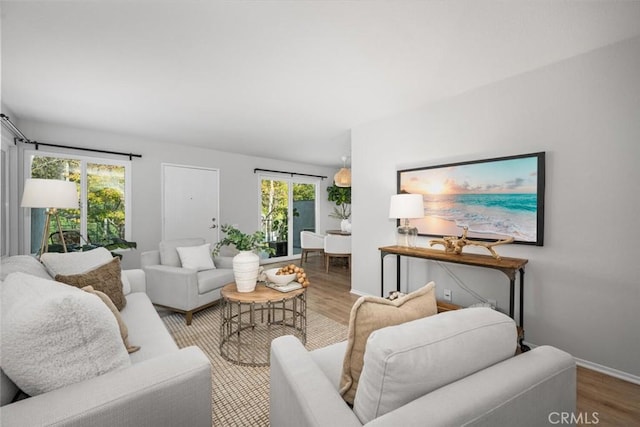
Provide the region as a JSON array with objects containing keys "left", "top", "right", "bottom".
[
  {"left": 366, "top": 346, "right": 576, "bottom": 427},
  {"left": 213, "top": 256, "right": 234, "bottom": 269},
  {"left": 270, "top": 335, "right": 362, "bottom": 427},
  {"left": 123, "top": 269, "right": 146, "bottom": 293},
  {"left": 143, "top": 264, "right": 199, "bottom": 310},
  {"left": 0, "top": 346, "right": 212, "bottom": 427},
  {"left": 140, "top": 250, "right": 161, "bottom": 268}
]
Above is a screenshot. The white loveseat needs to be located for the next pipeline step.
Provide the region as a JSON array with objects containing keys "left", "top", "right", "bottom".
[
  {"left": 270, "top": 307, "right": 576, "bottom": 427},
  {"left": 0, "top": 253, "right": 212, "bottom": 427}
]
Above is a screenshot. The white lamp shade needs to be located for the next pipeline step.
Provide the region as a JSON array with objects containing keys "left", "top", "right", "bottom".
[
  {"left": 21, "top": 179, "right": 79, "bottom": 209},
  {"left": 389, "top": 194, "right": 424, "bottom": 219}
]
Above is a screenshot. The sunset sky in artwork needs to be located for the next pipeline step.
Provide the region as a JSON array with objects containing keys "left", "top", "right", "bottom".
[{"left": 401, "top": 157, "right": 538, "bottom": 195}]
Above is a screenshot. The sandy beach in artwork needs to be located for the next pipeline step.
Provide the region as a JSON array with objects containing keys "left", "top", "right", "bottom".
[{"left": 410, "top": 215, "right": 518, "bottom": 241}]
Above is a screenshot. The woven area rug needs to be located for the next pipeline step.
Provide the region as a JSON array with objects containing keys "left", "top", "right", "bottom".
[{"left": 161, "top": 304, "right": 348, "bottom": 426}]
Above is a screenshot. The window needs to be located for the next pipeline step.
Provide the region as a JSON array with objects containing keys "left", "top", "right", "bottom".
[
  {"left": 25, "top": 151, "right": 131, "bottom": 254},
  {"left": 260, "top": 175, "right": 318, "bottom": 258}
]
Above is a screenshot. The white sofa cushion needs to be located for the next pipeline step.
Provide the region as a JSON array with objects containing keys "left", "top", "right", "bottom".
[
  {"left": 0, "top": 255, "right": 51, "bottom": 281},
  {"left": 121, "top": 292, "right": 179, "bottom": 364},
  {"left": 176, "top": 243, "right": 215, "bottom": 271},
  {"left": 41, "top": 247, "right": 113, "bottom": 275},
  {"left": 353, "top": 307, "right": 517, "bottom": 424},
  {"left": 159, "top": 238, "right": 205, "bottom": 267},
  {"left": 1, "top": 272, "right": 130, "bottom": 396},
  {"left": 40, "top": 247, "right": 132, "bottom": 294},
  {"left": 196, "top": 268, "right": 235, "bottom": 294}
]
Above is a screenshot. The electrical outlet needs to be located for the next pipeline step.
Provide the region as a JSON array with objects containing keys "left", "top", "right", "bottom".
[
  {"left": 443, "top": 289, "right": 452, "bottom": 301},
  {"left": 487, "top": 299, "right": 497, "bottom": 309}
]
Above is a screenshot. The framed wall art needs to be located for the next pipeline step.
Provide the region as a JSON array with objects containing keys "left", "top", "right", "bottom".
[{"left": 397, "top": 152, "right": 545, "bottom": 245}]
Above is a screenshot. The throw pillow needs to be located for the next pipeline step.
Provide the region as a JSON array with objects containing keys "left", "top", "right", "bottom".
[
  {"left": 159, "top": 238, "right": 205, "bottom": 267},
  {"left": 82, "top": 286, "right": 140, "bottom": 354},
  {"left": 55, "top": 257, "right": 127, "bottom": 310},
  {"left": 353, "top": 307, "right": 517, "bottom": 424},
  {"left": 339, "top": 281, "right": 437, "bottom": 404},
  {"left": 176, "top": 243, "right": 215, "bottom": 271},
  {"left": 1, "top": 272, "right": 131, "bottom": 396},
  {"left": 40, "top": 247, "right": 131, "bottom": 295},
  {"left": 41, "top": 247, "right": 114, "bottom": 276}
]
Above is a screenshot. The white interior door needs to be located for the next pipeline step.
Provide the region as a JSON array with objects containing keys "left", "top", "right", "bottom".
[{"left": 162, "top": 164, "right": 219, "bottom": 244}]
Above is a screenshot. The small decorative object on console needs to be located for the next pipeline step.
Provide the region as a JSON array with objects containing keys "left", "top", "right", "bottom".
[{"left": 429, "top": 226, "right": 514, "bottom": 260}]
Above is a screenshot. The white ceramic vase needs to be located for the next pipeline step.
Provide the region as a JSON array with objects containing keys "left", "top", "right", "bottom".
[
  {"left": 340, "top": 219, "right": 352, "bottom": 233},
  {"left": 233, "top": 250, "right": 260, "bottom": 292}
]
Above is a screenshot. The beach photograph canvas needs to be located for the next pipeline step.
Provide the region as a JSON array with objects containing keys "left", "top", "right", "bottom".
[{"left": 398, "top": 152, "right": 545, "bottom": 245}]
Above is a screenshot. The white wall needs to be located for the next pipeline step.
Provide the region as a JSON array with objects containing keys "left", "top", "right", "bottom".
[
  {"left": 13, "top": 121, "right": 342, "bottom": 269},
  {"left": 351, "top": 36, "right": 640, "bottom": 379}
]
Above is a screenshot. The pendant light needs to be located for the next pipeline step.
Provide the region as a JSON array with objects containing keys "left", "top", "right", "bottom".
[{"left": 334, "top": 156, "right": 351, "bottom": 187}]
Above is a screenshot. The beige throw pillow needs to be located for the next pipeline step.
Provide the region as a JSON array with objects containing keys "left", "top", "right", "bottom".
[
  {"left": 82, "top": 286, "right": 140, "bottom": 354},
  {"left": 339, "top": 282, "right": 438, "bottom": 404},
  {"left": 55, "top": 257, "right": 127, "bottom": 310}
]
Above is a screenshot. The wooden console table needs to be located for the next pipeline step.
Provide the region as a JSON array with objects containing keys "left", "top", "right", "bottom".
[{"left": 379, "top": 245, "right": 528, "bottom": 329}]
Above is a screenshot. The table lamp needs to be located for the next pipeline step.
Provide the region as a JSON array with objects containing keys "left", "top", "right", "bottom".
[
  {"left": 389, "top": 194, "right": 424, "bottom": 247},
  {"left": 21, "top": 178, "right": 79, "bottom": 256}
]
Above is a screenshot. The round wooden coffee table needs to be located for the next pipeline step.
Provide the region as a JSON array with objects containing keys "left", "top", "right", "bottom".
[{"left": 219, "top": 283, "right": 307, "bottom": 366}]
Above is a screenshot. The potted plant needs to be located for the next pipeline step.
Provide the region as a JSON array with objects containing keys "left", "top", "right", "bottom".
[
  {"left": 327, "top": 184, "right": 352, "bottom": 232},
  {"left": 213, "top": 224, "right": 274, "bottom": 292}
]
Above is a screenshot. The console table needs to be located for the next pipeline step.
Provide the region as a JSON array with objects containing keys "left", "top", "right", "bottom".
[{"left": 379, "top": 245, "right": 528, "bottom": 330}]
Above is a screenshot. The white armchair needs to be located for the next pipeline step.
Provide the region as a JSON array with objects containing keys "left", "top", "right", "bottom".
[
  {"left": 141, "top": 238, "right": 235, "bottom": 325},
  {"left": 324, "top": 234, "right": 351, "bottom": 273},
  {"left": 300, "top": 231, "right": 325, "bottom": 265}
]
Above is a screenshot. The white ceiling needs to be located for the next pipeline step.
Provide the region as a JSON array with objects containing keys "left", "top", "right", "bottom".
[{"left": 2, "top": 1, "right": 640, "bottom": 167}]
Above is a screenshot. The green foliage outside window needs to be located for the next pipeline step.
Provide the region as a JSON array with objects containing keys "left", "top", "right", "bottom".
[
  {"left": 261, "top": 180, "right": 313, "bottom": 242},
  {"left": 30, "top": 156, "right": 128, "bottom": 248}
]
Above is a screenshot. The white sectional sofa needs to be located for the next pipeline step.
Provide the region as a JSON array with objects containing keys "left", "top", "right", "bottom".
[{"left": 0, "top": 254, "right": 212, "bottom": 427}]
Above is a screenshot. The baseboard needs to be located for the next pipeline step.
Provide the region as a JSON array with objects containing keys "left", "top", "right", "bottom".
[
  {"left": 522, "top": 341, "right": 640, "bottom": 385},
  {"left": 574, "top": 357, "right": 640, "bottom": 385},
  {"left": 350, "top": 288, "right": 368, "bottom": 297}
]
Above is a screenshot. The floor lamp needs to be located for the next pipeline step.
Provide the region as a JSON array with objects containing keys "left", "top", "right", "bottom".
[{"left": 21, "top": 179, "right": 79, "bottom": 256}]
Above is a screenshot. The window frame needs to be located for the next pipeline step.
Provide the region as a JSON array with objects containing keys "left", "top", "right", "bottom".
[
  {"left": 257, "top": 172, "right": 320, "bottom": 259},
  {"left": 22, "top": 149, "right": 132, "bottom": 254}
]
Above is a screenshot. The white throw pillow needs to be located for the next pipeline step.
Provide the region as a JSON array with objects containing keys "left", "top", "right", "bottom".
[
  {"left": 159, "top": 238, "right": 205, "bottom": 267},
  {"left": 353, "top": 308, "right": 517, "bottom": 424},
  {"left": 40, "top": 247, "right": 132, "bottom": 294},
  {"left": 176, "top": 243, "right": 215, "bottom": 271},
  {"left": 1, "top": 272, "right": 131, "bottom": 396},
  {"left": 41, "top": 247, "right": 113, "bottom": 276}
]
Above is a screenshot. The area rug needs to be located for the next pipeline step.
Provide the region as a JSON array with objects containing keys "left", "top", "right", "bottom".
[{"left": 161, "top": 304, "right": 348, "bottom": 426}]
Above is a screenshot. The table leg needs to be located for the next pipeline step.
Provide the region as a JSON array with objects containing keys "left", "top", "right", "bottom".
[
  {"left": 519, "top": 268, "right": 525, "bottom": 328},
  {"left": 509, "top": 279, "right": 515, "bottom": 320},
  {"left": 380, "top": 252, "right": 385, "bottom": 296}
]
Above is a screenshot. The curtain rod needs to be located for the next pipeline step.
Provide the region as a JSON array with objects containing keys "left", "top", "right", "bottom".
[
  {"left": 254, "top": 168, "right": 327, "bottom": 180},
  {"left": 1, "top": 113, "right": 142, "bottom": 160}
]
